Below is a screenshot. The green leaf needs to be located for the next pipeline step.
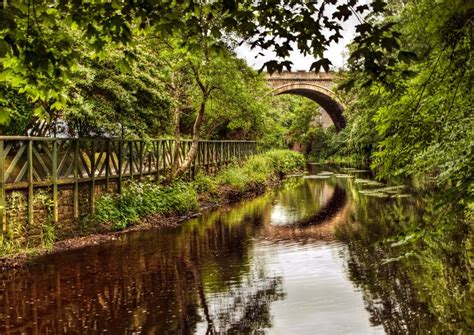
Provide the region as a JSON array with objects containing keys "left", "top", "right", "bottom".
[
  {"left": 116, "top": 59, "right": 132, "bottom": 74},
  {"left": 310, "top": 59, "right": 332, "bottom": 73},
  {"left": 0, "top": 39, "right": 9, "bottom": 57},
  {"left": 0, "top": 107, "right": 12, "bottom": 124}
]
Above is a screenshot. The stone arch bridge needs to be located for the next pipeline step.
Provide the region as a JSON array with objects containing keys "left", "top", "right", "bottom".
[{"left": 266, "top": 71, "right": 345, "bottom": 131}]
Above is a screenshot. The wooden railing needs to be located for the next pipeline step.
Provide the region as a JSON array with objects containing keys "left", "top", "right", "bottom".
[{"left": 0, "top": 137, "right": 257, "bottom": 226}]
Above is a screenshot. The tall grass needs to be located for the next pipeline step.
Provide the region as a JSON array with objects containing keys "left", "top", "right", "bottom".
[
  {"left": 95, "top": 149, "right": 305, "bottom": 230},
  {"left": 95, "top": 181, "right": 198, "bottom": 230}
]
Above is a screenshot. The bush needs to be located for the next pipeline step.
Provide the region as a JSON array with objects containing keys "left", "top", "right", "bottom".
[
  {"left": 217, "top": 165, "right": 253, "bottom": 190},
  {"left": 263, "top": 149, "right": 306, "bottom": 175},
  {"left": 95, "top": 181, "right": 198, "bottom": 230},
  {"left": 192, "top": 172, "right": 219, "bottom": 194},
  {"left": 94, "top": 149, "right": 304, "bottom": 230},
  {"left": 217, "top": 149, "right": 305, "bottom": 190}
]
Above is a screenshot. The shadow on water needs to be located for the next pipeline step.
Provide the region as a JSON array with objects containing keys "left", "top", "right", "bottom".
[{"left": 0, "top": 167, "right": 472, "bottom": 334}]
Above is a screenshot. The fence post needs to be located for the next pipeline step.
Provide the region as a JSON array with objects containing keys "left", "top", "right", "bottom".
[
  {"left": 226, "top": 142, "right": 229, "bottom": 164},
  {"left": 236, "top": 142, "right": 239, "bottom": 161},
  {"left": 162, "top": 140, "right": 167, "bottom": 175},
  {"left": 193, "top": 141, "right": 198, "bottom": 178},
  {"left": 129, "top": 141, "right": 134, "bottom": 181},
  {"left": 0, "top": 140, "right": 5, "bottom": 232},
  {"left": 118, "top": 140, "right": 123, "bottom": 194},
  {"left": 211, "top": 142, "right": 215, "bottom": 170},
  {"left": 147, "top": 142, "right": 152, "bottom": 176},
  {"left": 105, "top": 139, "right": 110, "bottom": 192},
  {"left": 155, "top": 141, "right": 160, "bottom": 181},
  {"left": 202, "top": 141, "right": 209, "bottom": 173},
  {"left": 52, "top": 140, "right": 58, "bottom": 223},
  {"left": 90, "top": 141, "right": 96, "bottom": 214},
  {"left": 139, "top": 141, "right": 144, "bottom": 180},
  {"left": 220, "top": 141, "right": 223, "bottom": 166},
  {"left": 27, "top": 139, "right": 33, "bottom": 227},
  {"left": 73, "top": 139, "right": 79, "bottom": 220}
]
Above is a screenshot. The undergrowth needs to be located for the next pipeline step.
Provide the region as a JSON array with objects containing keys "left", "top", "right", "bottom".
[
  {"left": 95, "top": 181, "right": 199, "bottom": 230},
  {"left": 94, "top": 149, "right": 304, "bottom": 230}
]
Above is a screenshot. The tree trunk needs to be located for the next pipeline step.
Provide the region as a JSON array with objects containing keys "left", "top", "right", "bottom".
[
  {"left": 174, "top": 96, "right": 207, "bottom": 178},
  {"left": 170, "top": 104, "right": 182, "bottom": 178}
]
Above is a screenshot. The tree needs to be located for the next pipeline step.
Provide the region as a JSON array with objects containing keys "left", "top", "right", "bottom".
[
  {"left": 0, "top": 0, "right": 398, "bottom": 123},
  {"left": 339, "top": 0, "right": 473, "bottom": 209},
  {"left": 167, "top": 43, "right": 269, "bottom": 178},
  {"left": 64, "top": 42, "right": 172, "bottom": 138}
]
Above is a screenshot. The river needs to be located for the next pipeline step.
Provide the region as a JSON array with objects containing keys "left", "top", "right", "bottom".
[{"left": 0, "top": 165, "right": 471, "bottom": 334}]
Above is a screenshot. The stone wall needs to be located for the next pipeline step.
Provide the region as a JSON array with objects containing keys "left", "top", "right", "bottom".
[{"left": 4, "top": 179, "right": 119, "bottom": 247}]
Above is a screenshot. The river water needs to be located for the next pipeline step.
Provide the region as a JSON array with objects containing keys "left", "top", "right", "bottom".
[{"left": 0, "top": 166, "right": 472, "bottom": 334}]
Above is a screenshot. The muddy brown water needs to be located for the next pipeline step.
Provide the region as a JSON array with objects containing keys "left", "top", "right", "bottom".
[{"left": 0, "top": 166, "right": 471, "bottom": 334}]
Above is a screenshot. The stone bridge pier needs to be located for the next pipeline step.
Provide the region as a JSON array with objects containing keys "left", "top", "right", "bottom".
[{"left": 266, "top": 71, "right": 345, "bottom": 131}]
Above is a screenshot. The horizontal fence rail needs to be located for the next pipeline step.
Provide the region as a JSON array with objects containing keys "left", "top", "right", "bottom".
[{"left": 0, "top": 137, "right": 257, "bottom": 230}]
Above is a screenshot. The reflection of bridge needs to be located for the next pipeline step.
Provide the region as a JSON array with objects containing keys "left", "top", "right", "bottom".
[
  {"left": 266, "top": 71, "right": 345, "bottom": 131},
  {"left": 261, "top": 179, "right": 350, "bottom": 242}
]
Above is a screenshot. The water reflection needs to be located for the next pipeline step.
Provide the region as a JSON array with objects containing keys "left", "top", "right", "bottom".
[
  {"left": 0, "top": 169, "right": 471, "bottom": 334},
  {"left": 336, "top": 191, "right": 473, "bottom": 334}
]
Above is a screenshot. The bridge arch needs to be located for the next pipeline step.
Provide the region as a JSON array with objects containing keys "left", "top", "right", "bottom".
[{"left": 271, "top": 82, "right": 346, "bottom": 131}]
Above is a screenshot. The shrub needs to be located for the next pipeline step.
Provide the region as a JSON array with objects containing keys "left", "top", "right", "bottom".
[
  {"left": 94, "top": 149, "right": 303, "bottom": 230},
  {"left": 217, "top": 165, "right": 252, "bottom": 190},
  {"left": 263, "top": 149, "right": 305, "bottom": 175},
  {"left": 95, "top": 181, "right": 198, "bottom": 230},
  {"left": 192, "top": 172, "right": 219, "bottom": 194},
  {"left": 217, "top": 149, "right": 305, "bottom": 190}
]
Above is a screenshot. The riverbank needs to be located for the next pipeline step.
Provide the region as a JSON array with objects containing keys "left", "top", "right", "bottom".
[{"left": 0, "top": 149, "right": 305, "bottom": 268}]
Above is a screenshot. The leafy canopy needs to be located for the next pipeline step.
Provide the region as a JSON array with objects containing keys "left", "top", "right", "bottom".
[{"left": 0, "top": 0, "right": 397, "bottom": 122}]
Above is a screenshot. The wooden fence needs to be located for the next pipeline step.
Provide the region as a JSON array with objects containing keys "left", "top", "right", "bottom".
[{"left": 0, "top": 136, "right": 257, "bottom": 228}]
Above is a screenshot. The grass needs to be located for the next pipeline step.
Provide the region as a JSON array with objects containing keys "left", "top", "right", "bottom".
[
  {"left": 95, "top": 181, "right": 199, "bottom": 230},
  {"left": 94, "top": 149, "right": 305, "bottom": 230}
]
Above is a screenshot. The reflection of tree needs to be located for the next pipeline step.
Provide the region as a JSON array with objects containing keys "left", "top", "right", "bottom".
[
  {"left": 0, "top": 194, "right": 284, "bottom": 334},
  {"left": 223, "top": 277, "right": 285, "bottom": 334},
  {"left": 337, "top": 195, "right": 473, "bottom": 333},
  {"left": 181, "top": 259, "right": 285, "bottom": 335}
]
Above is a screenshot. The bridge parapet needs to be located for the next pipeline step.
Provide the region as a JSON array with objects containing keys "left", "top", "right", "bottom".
[{"left": 265, "top": 71, "right": 338, "bottom": 91}]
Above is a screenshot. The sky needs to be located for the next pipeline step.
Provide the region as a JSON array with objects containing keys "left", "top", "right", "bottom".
[{"left": 234, "top": 4, "right": 364, "bottom": 71}]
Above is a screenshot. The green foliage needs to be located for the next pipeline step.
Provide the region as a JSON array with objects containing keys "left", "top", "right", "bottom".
[
  {"left": 217, "top": 165, "right": 256, "bottom": 191},
  {"left": 217, "top": 149, "right": 305, "bottom": 190},
  {"left": 95, "top": 149, "right": 303, "bottom": 229},
  {"left": 64, "top": 42, "right": 172, "bottom": 138},
  {"left": 0, "top": 86, "right": 35, "bottom": 134},
  {"left": 332, "top": 3, "right": 474, "bottom": 327},
  {"left": 337, "top": 0, "right": 474, "bottom": 212},
  {"left": 336, "top": 186, "right": 473, "bottom": 333},
  {"left": 0, "top": 0, "right": 395, "bottom": 123},
  {"left": 95, "top": 181, "right": 198, "bottom": 230},
  {"left": 192, "top": 172, "right": 218, "bottom": 194},
  {"left": 304, "top": 126, "right": 348, "bottom": 161},
  {"left": 261, "top": 95, "right": 322, "bottom": 149},
  {"left": 0, "top": 192, "right": 26, "bottom": 255},
  {"left": 263, "top": 150, "right": 306, "bottom": 175},
  {"left": 201, "top": 57, "right": 271, "bottom": 140}
]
